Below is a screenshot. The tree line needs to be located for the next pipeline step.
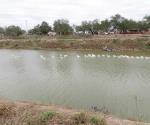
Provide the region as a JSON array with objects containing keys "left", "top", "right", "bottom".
[{"left": 0, "top": 14, "right": 150, "bottom": 37}]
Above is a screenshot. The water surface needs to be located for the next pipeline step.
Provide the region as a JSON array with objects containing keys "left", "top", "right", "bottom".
[{"left": 0, "top": 49, "right": 150, "bottom": 122}]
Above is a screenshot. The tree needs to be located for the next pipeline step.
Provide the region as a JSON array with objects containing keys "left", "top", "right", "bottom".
[
  {"left": 29, "top": 24, "right": 41, "bottom": 35},
  {"left": 29, "top": 21, "right": 51, "bottom": 35},
  {"left": 53, "top": 19, "right": 73, "bottom": 35},
  {"left": 142, "top": 16, "right": 150, "bottom": 30},
  {"left": 118, "top": 19, "right": 138, "bottom": 32},
  {"left": 40, "top": 21, "right": 51, "bottom": 34},
  {"left": 91, "top": 19, "right": 101, "bottom": 32},
  {"left": 0, "top": 27, "right": 4, "bottom": 34},
  {"left": 75, "top": 25, "right": 83, "bottom": 32},
  {"left": 100, "top": 19, "right": 111, "bottom": 32},
  {"left": 137, "top": 21, "right": 148, "bottom": 31},
  {"left": 117, "top": 19, "right": 128, "bottom": 32},
  {"left": 110, "top": 14, "right": 126, "bottom": 29},
  {"left": 81, "top": 21, "right": 92, "bottom": 33},
  {"left": 5, "top": 25, "right": 23, "bottom": 36},
  {"left": 75, "top": 21, "right": 93, "bottom": 34},
  {"left": 144, "top": 15, "right": 150, "bottom": 24}
]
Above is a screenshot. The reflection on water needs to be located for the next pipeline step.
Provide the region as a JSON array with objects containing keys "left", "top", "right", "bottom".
[{"left": 0, "top": 49, "right": 150, "bottom": 122}]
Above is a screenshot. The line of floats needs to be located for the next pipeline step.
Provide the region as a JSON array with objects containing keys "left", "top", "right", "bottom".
[
  {"left": 11, "top": 54, "right": 150, "bottom": 60},
  {"left": 38, "top": 54, "right": 150, "bottom": 60}
]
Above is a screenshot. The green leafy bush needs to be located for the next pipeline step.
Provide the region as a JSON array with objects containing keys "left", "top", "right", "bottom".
[
  {"left": 90, "top": 115, "right": 106, "bottom": 125},
  {"left": 40, "top": 111, "right": 56, "bottom": 121}
]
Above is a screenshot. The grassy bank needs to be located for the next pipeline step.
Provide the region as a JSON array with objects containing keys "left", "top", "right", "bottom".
[
  {"left": 0, "top": 100, "right": 149, "bottom": 125},
  {"left": 0, "top": 100, "right": 106, "bottom": 125},
  {"left": 0, "top": 35, "right": 150, "bottom": 52}
]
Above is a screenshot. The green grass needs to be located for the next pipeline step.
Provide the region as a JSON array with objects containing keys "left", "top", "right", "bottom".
[
  {"left": 72, "top": 112, "right": 107, "bottom": 125},
  {"left": 40, "top": 111, "right": 56, "bottom": 121},
  {"left": 90, "top": 115, "right": 107, "bottom": 125},
  {"left": 145, "top": 42, "right": 150, "bottom": 49},
  {"left": 112, "top": 39, "right": 119, "bottom": 44}
]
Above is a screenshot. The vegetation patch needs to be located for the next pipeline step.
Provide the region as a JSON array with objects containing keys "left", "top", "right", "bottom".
[
  {"left": 90, "top": 115, "right": 106, "bottom": 125},
  {"left": 72, "top": 112, "right": 88, "bottom": 124},
  {"left": 0, "top": 102, "right": 15, "bottom": 116},
  {"left": 40, "top": 111, "right": 56, "bottom": 121},
  {"left": 20, "top": 112, "right": 42, "bottom": 125},
  {"left": 145, "top": 42, "right": 150, "bottom": 49},
  {"left": 112, "top": 39, "right": 119, "bottom": 44}
]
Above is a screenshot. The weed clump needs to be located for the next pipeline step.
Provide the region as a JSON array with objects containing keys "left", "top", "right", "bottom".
[
  {"left": 40, "top": 111, "right": 56, "bottom": 121},
  {"left": 0, "top": 103, "right": 15, "bottom": 116},
  {"left": 90, "top": 115, "right": 106, "bottom": 125},
  {"left": 146, "top": 42, "right": 150, "bottom": 49},
  {"left": 72, "top": 112, "right": 88, "bottom": 124}
]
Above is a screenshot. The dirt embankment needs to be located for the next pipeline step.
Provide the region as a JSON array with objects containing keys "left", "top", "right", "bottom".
[
  {"left": 0, "top": 100, "right": 149, "bottom": 125},
  {"left": 0, "top": 35, "right": 150, "bottom": 51}
]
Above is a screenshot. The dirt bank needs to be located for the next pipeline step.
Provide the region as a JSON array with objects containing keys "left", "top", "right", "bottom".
[
  {"left": 0, "top": 100, "right": 149, "bottom": 125},
  {"left": 0, "top": 35, "right": 150, "bottom": 52}
]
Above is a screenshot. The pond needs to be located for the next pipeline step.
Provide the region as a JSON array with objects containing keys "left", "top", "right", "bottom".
[{"left": 0, "top": 49, "right": 150, "bottom": 122}]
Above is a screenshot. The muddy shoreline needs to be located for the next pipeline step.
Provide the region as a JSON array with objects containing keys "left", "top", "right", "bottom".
[
  {"left": 0, "top": 36, "right": 150, "bottom": 52},
  {"left": 0, "top": 99, "right": 149, "bottom": 125}
]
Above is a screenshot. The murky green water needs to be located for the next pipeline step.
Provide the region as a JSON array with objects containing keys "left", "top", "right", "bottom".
[{"left": 0, "top": 49, "right": 150, "bottom": 122}]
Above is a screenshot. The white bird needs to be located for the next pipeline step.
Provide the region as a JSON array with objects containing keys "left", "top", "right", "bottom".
[
  {"left": 113, "top": 55, "right": 117, "bottom": 58},
  {"left": 51, "top": 55, "right": 55, "bottom": 58},
  {"left": 145, "top": 57, "right": 149, "bottom": 60},
  {"left": 140, "top": 56, "right": 144, "bottom": 59},
  {"left": 87, "top": 54, "right": 91, "bottom": 57},
  {"left": 40, "top": 55, "right": 46, "bottom": 60},
  {"left": 130, "top": 56, "right": 134, "bottom": 59},
  {"left": 97, "top": 55, "right": 101, "bottom": 57},
  {"left": 136, "top": 56, "right": 140, "bottom": 59},
  {"left": 77, "top": 55, "right": 80, "bottom": 58},
  {"left": 84, "top": 55, "right": 88, "bottom": 58},
  {"left": 91, "top": 54, "right": 96, "bottom": 58},
  {"left": 64, "top": 55, "right": 68, "bottom": 58},
  {"left": 12, "top": 55, "right": 20, "bottom": 59},
  {"left": 102, "top": 55, "right": 105, "bottom": 57},
  {"left": 106, "top": 55, "right": 111, "bottom": 58},
  {"left": 120, "top": 55, "right": 124, "bottom": 58},
  {"left": 125, "top": 55, "right": 129, "bottom": 59}
]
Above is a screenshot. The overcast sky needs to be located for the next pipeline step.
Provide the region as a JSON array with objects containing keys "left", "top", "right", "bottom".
[{"left": 0, "top": 0, "right": 149, "bottom": 29}]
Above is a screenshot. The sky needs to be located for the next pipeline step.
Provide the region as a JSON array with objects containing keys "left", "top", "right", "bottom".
[{"left": 0, "top": 0, "right": 150, "bottom": 30}]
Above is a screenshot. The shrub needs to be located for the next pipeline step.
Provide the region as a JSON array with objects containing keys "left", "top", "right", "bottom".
[
  {"left": 72, "top": 112, "right": 88, "bottom": 124},
  {"left": 90, "top": 115, "right": 106, "bottom": 125},
  {"left": 5, "top": 25, "right": 24, "bottom": 37},
  {"left": 146, "top": 42, "right": 150, "bottom": 49},
  {"left": 16, "top": 111, "right": 42, "bottom": 125},
  {"left": 40, "top": 111, "right": 56, "bottom": 121},
  {"left": 0, "top": 103, "right": 15, "bottom": 116},
  {"left": 25, "top": 115, "right": 42, "bottom": 125},
  {"left": 112, "top": 39, "right": 119, "bottom": 44}
]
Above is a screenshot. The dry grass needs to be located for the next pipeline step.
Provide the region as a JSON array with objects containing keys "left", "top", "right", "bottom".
[
  {"left": 0, "top": 102, "right": 16, "bottom": 116},
  {"left": 0, "top": 101, "right": 107, "bottom": 125},
  {"left": 90, "top": 115, "right": 106, "bottom": 125},
  {"left": 0, "top": 101, "right": 149, "bottom": 125},
  {"left": 72, "top": 112, "right": 88, "bottom": 124},
  {"left": 70, "top": 112, "right": 107, "bottom": 125},
  {"left": 0, "top": 35, "right": 149, "bottom": 51}
]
